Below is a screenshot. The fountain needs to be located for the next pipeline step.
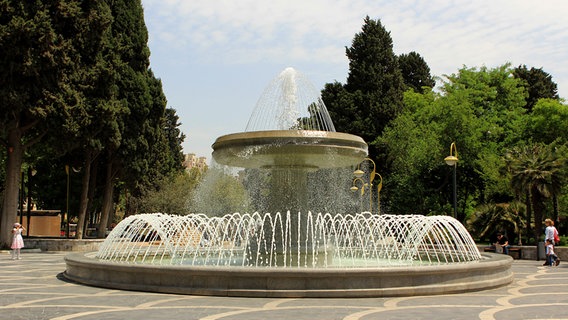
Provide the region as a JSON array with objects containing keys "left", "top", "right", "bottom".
[{"left": 64, "top": 67, "right": 513, "bottom": 297}]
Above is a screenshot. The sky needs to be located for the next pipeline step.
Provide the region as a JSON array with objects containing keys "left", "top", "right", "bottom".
[{"left": 140, "top": 0, "right": 568, "bottom": 161}]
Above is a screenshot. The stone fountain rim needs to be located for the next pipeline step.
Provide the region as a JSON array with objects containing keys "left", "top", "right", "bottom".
[
  {"left": 64, "top": 252, "right": 513, "bottom": 298},
  {"left": 211, "top": 130, "right": 368, "bottom": 169},
  {"left": 212, "top": 130, "right": 367, "bottom": 147}
]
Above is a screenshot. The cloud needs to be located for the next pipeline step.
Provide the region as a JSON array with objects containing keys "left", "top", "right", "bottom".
[
  {"left": 143, "top": 0, "right": 568, "bottom": 71},
  {"left": 141, "top": 0, "right": 568, "bottom": 157},
  {"left": 143, "top": 0, "right": 368, "bottom": 63}
]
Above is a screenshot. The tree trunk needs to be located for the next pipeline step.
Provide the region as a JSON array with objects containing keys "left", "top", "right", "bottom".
[
  {"left": 524, "top": 189, "right": 532, "bottom": 243},
  {"left": 458, "top": 187, "right": 469, "bottom": 223},
  {"left": 552, "top": 194, "right": 559, "bottom": 223},
  {"left": 75, "top": 150, "right": 93, "bottom": 239},
  {"left": 97, "top": 159, "right": 114, "bottom": 238},
  {"left": 532, "top": 188, "right": 545, "bottom": 242},
  {"left": 0, "top": 129, "right": 23, "bottom": 248},
  {"left": 86, "top": 160, "right": 98, "bottom": 229}
]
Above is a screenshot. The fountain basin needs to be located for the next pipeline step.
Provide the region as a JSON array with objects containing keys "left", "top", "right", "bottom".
[
  {"left": 212, "top": 130, "right": 368, "bottom": 169},
  {"left": 64, "top": 253, "right": 513, "bottom": 298}
]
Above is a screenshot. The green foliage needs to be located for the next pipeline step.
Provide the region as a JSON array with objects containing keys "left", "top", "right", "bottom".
[
  {"left": 191, "top": 169, "right": 252, "bottom": 217},
  {"left": 322, "top": 16, "right": 404, "bottom": 158},
  {"left": 513, "top": 65, "right": 559, "bottom": 112},
  {"left": 504, "top": 144, "right": 566, "bottom": 239},
  {"left": 528, "top": 99, "right": 568, "bottom": 144},
  {"left": 379, "top": 64, "right": 530, "bottom": 220},
  {"left": 466, "top": 202, "right": 525, "bottom": 245},
  {"left": 136, "top": 169, "right": 202, "bottom": 215},
  {"left": 0, "top": 0, "right": 185, "bottom": 241},
  {"left": 398, "top": 51, "right": 435, "bottom": 93},
  {"left": 0, "top": 0, "right": 81, "bottom": 118},
  {"left": 0, "top": 0, "right": 98, "bottom": 246}
]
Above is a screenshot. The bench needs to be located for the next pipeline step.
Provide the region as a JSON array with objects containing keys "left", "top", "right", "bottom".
[{"left": 483, "top": 246, "right": 522, "bottom": 259}]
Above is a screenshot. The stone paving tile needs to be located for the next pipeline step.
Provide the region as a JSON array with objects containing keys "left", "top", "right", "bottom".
[
  {"left": 278, "top": 298, "right": 388, "bottom": 308},
  {"left": 530, "top": 278, "right": 568, "bottom": 285},
  {"left": 2, "top": 252, "right": 568, "bottom": 320},
  {"left": 489, "top": 305, "right": 567, "bottom": 320},
  {"left": 390, "top": 294, "right": 502, "bottom": 307},
  {"left": 174, "top": 297, "right": 276, "bottom": 308},
  {"left": 518, "top": 285, "right": 568, "bottom": 294},
  {"left": 213, "top": 307, "right": 368, "bottom": 320},
  {"left": 359, "top": 306, "right": 489, "bottom": 320},
  {"left": 68, "top": 307, "right": 241, "bottom": 320},
  {"left": 510, "top": 294, "right": 568, "bottom": 305}
]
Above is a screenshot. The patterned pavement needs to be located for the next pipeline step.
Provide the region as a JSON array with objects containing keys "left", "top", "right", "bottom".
[{"left": 1, "top": 251, "right": 567, "bottom": 320}]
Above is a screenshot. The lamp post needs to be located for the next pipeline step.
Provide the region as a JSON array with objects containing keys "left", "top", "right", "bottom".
[
  {"left": 26, "top": 167, "right": 37, "bottom": 236},
  {"left": 19, "top": 170, "right": 24, "bottom": 225},
  {"left": 376, "top": 173, "right": 383, "bottom": 214},
  {"left": 65, "top": 164, "right": 70, "bottom": 238},
  {"left": 350, "top": 178, "right": 367, "bottom": 213},
  {"left": 444, "top": 142, "right": 459, "bottom": 219},
  {"left": 353, "top": 158, "right": 379, "bottom": 214}
]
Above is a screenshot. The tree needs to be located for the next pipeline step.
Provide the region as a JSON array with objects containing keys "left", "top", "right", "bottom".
[
  {"left": 161, "top": 108, "right": 186, "bottom": 173},
  {"left": 398, "top": 51, "right": 435, "bottom": 94},
  {"left": 467, "top": 202, "right": 525, "bottom": 245},
  {"left": 57, "top": 1, "right": 117, "bottom": 239},
  {"left": 379, "top": 64, "right": 528, "bottom": 220},
  {"left": 513, "top": 65, "right": 559, "bottom": 112},
  {"left": 322, "top": 16, "right": 405, "bottom": 158},
  {"left": 96, "top": 0, "right": 154, "bottom": 238},
  {"left": 320, "top": 82, "right": 357, "bottom": 136},
  {"left": 505, "top": 144, "right": 566, "bottom": 241},
  {"left": 191, "top": 168, "right": 252, "bottom": 217},
  {"left": 137, "top": 169, "right": 202, "bottom": 215},
  {"left": 122, "top": 89, "right": 186, "bottom": 217},
  {"left": 0, "top": 0, "right": 87, "bottom": 247},
  {"left": 528, "top": 98, "right": 568, "bottom": 145}
]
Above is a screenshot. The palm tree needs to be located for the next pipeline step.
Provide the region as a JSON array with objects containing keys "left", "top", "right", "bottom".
[
  {"left": 505, "top": 144, "right": 566, "bottom": 241},
  {"left": 467, "top": 202, "right": 525, "bottom": 245}
]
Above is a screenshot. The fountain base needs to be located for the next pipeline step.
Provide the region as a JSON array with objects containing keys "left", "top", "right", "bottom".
[{"left": 64, "top": 253, "right": 513, "bottom": 298}]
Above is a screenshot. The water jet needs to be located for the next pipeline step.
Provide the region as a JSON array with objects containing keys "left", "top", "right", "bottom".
[{"left": 64, "top": 67, "right": 512, "bottom": 297}]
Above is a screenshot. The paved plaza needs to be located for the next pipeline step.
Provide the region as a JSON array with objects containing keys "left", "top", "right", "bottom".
[{"left": 1, "top": 251, "right": 567, "bottom": 320}]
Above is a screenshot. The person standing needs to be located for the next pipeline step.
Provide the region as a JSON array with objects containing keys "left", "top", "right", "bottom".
[
  {"left": 544, "top": 219, "right": 559, "bottom": 244},
  {"left": 11, "top": 223, "right": 25, "bottom": 260}
]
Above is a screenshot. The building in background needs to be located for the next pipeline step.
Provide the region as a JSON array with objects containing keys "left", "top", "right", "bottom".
[{"left": 183, "top": 153, "right": 208, "bottom": 172}]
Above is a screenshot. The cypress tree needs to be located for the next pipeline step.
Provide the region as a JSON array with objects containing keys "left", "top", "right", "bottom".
[
  {"left": 323, "top": 16, "right": 405, "bottom": 158},
  {"left": 513, "top": 65, "right": 559, "bottom": 112},
  {"left": 398, "top": 51, "right": 436, "bottom": 94},
  {"left": 0, "top": 0, "right": 85, "bottom": 247}
]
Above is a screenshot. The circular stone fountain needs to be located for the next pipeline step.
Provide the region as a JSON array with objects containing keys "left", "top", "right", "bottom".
[{"left": 64, "top": 67, "right": 513, "bottom": 297}]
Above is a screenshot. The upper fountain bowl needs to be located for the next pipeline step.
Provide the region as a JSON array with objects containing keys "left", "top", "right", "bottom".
[
  {"left": 212, "top": 130, "right": 368, "bottom": 169},
  {"left": 213, "top": 67, "right": 368, "bottom": 169}
]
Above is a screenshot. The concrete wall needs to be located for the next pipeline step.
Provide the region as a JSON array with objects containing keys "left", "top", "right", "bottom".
[
  {"left": 24, "top": 238, "right": 104, "bottom": 252},
  {"left": 477, "top": 245, "right": 568, "bottom": 261}
]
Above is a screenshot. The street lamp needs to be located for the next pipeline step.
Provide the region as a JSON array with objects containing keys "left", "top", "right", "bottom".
[
  {"left": 19, "top": 170, "right": 24, "bottom": 225},
  {"left": 26, "top": 167, "right": 37, "bottom": 236},
  {"left": 376, "top": 173, "right": 383, "bottom": 214},
  {"left": 350, "top": 177, "right": 367, "bottom": 213},
  {"left": 65, "top": 164, "right": 70, "bottom": 238},
  {"left": 444, "top": 142, "right": 458, "bottom": 219},
  {"left": 353, "top": 158, "right": 380, "bottom": 214}
]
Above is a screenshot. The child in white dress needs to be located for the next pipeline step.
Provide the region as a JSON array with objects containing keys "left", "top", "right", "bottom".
[{"left": 11, "top": 223, "right": 25, "bottom": 260}]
